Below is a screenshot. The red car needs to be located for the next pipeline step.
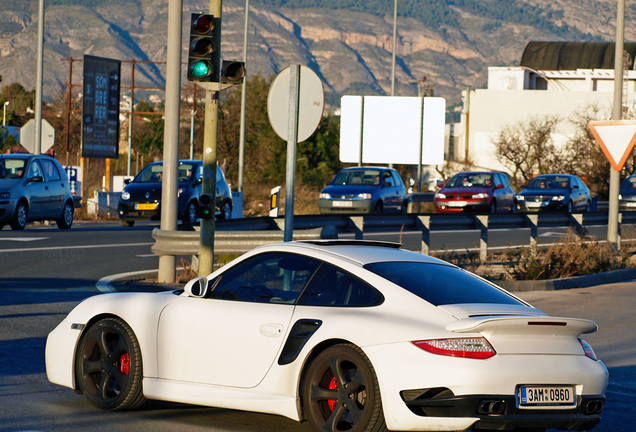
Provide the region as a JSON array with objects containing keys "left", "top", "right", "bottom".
[{"left": 434, "top": 171, "right": 516, "bottom": 213}]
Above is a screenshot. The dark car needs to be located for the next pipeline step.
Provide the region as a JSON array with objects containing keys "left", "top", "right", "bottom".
[
  {"left": 318, "top": 167, "right": 408, "bottom": 214},
  {"left": 516, "top": 174, "right": 591, "bottom": 213},
  {"left": 0, "top": 154, "right": 75, "bottom": 230},
  {"left": 434, "top": 171, "right": 516, "bottom": 213},
  {"left": 619, "top": 175, "right": 636, "bottom": 211},
  {"left": 117, "top": 160, "right": 232, "bottom": 227}
]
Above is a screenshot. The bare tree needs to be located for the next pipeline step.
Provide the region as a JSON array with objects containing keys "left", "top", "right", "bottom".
[{"left": 491, "top": 115, "right": 561, "bottom": 186}]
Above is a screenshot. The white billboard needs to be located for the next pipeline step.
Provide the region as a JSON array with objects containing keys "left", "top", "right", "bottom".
[{"left": 339, "top": 95, "right": 445, "bottom": 165}]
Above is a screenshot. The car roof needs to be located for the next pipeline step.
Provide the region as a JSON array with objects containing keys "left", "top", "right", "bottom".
[
  {"left": 533, "top": 174, "right": 573, "bottom": 178},
  {"left": 341, "top": 166, "right": 391, "bottom": 171},
  {"left": 0, "top": 154, "right": 32, "bottom": 160},
  {"left": 147, "top": 159, "right": 202, "bottom": 165},
  {"left": 257, "top": 240, "right": 449, "bottom": 266}
]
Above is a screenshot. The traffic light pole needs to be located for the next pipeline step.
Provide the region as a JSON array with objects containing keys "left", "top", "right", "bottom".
[{"left": 197, "top": 0, "right": 223, "bottom": 277}]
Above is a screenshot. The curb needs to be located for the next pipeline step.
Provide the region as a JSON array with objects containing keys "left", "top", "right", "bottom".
[{"left": 492, "top": 267, "right": 636, "bottom": 292}]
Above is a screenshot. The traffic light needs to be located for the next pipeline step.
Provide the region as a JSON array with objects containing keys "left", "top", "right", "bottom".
[
  {"left": 199, "top": 193, "right": 215, "bottom": 219},
  {"left": 221, "top": 60, "right": 246, "bottom": 84},
  {"left": 187, "top": 13, "right": 221, "bottom": 82}
]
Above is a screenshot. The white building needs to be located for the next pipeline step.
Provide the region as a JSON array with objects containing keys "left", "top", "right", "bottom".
[{"left": 449, "top": 41, "right": 636, "bottom": 173}]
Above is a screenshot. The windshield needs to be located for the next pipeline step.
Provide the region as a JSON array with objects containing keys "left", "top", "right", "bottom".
[
  {"left": 331, "top": 169, "right": 382, "bottom": 186},
  {"left": 364, "top": 262, "right": 524, "bottom": 306},
  {"left": 527, "top": 176, "right": 569, "bottom": 190},
  {"left": 134, "top": 163, "right": 196, "bottom": 183},
  {"left": 446, "top": 173, "right": 493, "bottom": 188},
  {"left": 0, "top": 159, "right": 27, "bottom": 179}
]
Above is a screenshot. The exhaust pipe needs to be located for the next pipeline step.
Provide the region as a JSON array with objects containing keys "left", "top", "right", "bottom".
[
  {"left": 478, "top": 399, "right": 506, "bottom": 415},
  {"left": 585, "top": 399, "right": 604, "bottom": 415}
]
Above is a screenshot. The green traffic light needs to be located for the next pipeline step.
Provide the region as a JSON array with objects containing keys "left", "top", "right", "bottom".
[{"left": 191, "top": 60, "right": 211, "bottom": 79}]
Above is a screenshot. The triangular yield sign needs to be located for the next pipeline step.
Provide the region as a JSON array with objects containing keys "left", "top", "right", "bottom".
[{"left": 588, "top": 120, "right": 636, "bottom": 171}]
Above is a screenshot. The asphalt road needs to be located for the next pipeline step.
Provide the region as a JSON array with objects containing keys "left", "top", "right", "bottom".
[{"left": 0, "top": 220, "right": 634, "bottom": 431}]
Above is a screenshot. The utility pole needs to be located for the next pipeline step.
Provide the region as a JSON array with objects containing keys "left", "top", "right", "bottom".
[
  {"left": 157, "top": 0, "right": 183, "bottom": 283},
  {"left": 34, "top": 0, "right": 45, "bottom": 155},
  {"left": 238, "top": 0, "right": 250, "bottom": 198},
  {"left": 608, "top": 0, "right": 625, "bottom": 245}
]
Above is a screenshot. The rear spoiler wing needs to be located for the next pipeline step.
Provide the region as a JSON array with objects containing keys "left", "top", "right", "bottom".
[{"left": 447, "top": 316, "right": 598, "bottom": 337}]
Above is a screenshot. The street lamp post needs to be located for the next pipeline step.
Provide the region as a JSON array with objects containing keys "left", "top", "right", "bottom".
[{"left": 3, "top": 101, "right": 9, "bottom": 126}]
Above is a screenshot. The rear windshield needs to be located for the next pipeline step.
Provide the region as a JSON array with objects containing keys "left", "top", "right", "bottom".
[{"left": 363, "top": 262, "right": 523, "bottom": 306}]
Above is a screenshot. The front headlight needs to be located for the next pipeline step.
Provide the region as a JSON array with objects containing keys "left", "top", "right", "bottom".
[
  {"left": 516, "top": 195, "right": 525, "bottom": 201},
  {"left": 435, "top": 192, "right": 446, "bottom": 199},
  {"left": 319, "top": 193, "right": 331, "bottom": 199},
  {"left": 552, "top": 195, "right": 565, "bottom": 201},
  {"left": 356, "top": 193, "right": 372, "bottom": 199},
  {"left": 619, "top": 194, "right": 623, "bottom": 200},
  {"left": 472, "top": 192, "right": 489, "bottom": 199},
  {"left": 121, "top": 191, "right": 130, "bottom": 200},
  {"left": 0, "top": 192, "right": 9, "bottom": 199}
]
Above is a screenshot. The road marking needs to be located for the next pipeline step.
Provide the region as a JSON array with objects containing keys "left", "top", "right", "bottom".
[
  {"left": 0, "top": 237, "right": 50, "bottom": 242},
  {"left": 0, "top": 242, "right": 154, "bottom": 254},
  {"left": 136, "top": 254, "right": 157, "bottom": 257}
]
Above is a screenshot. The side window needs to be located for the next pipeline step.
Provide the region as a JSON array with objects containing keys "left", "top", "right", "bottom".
[
  {"left": 383, "top": 171, "right": 394, "bottom": 187},
  {"left": 40, "top": 159, "right": 61, "bottom": 181},
  {"left": 391, "top": 171, "right": 403, "bottom": 187},
  {"left": 208, "top": 253, "right": 320, "bottom": 304},
  {"left": 494, "top": 174, "right": 503, "bottom": 187},
  {"left": 298, "top": 263, "right": 384, "bottom": 307},
  {"left": 28, "top": 160, "right": 43, "bottom": 179}
]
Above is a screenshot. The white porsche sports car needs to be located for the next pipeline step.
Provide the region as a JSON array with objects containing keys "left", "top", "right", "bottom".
[{"left": 46, "top": 240, "right": 608, "bottom": 432}]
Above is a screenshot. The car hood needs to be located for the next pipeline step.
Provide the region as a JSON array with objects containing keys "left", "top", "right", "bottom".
[
  {"left": 0, "top": 178, "right": 23, "bottom": 191},
  {"left": 438, "top": 186, "right": 492, "bottom": 195},
  {"left": 620, "top": 188, "right": 636, "bottom": 198},
  {"left": 322, "top": 185, "right": 378, "bottom": 196},
  {"left": 123, "top": 182, "right": 162, "bottom": 201},
  {"left": 519, "top": 188, "right": 569, "bottom": 196}
]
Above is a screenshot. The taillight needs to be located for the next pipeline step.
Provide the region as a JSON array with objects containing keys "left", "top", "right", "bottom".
[
  {"left": 579, "top": 338, "right": 598, "bottom": 361},
  {"left": 413, "top": 337, "right": 496, "bottom": 359}
]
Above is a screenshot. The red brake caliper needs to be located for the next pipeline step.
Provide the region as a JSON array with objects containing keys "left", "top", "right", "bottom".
[
  {"left": 120, "top": 353, "right": 130, "bottom": 375},
  {"left": 328, "top": 376, "right": 337, "bottom": 411}
]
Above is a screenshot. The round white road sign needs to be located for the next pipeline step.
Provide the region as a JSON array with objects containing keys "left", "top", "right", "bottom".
[{"left": 267, "top": 65, "right": 324, "bottom": 142}]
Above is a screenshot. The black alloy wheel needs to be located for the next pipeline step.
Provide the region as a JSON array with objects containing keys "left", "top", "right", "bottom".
[
  {"left": 489, "top": 199, "right": 497, "bottom": 214},
  {"left": 219, "top": 201, "right": 232, "bottom": 220},
  {"left": 10, "top": 201, "right": 28, "bottom": 230},
  {"left": 57, "top": 201, "right": 74, "bottom": 229},
  {"left": 302, "top": 344, "right": 387, "bottom": 432},
  {"left": 184, "top": 201, "right": 198, "bottom": 224},
  {"left": 75, "top": 318, "right": 146, "bottom": 411},
  {"left": 373, "top": 201, "right": 383, "bottom": 214}
]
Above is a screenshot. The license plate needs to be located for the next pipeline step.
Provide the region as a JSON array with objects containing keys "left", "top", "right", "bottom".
[
  {"left": 333, "top": 201, "right": 353, "bottom": 207},
  {"left": 519, "top": 386, "right": 575, "bottom": 406},
  {"left": 448, "top": 201, "right": 467, "bottom": 207},
  {"left": 527, "top": 202, "right": 542, "bottom": 207},
  {"left": 135, "top": 203, "right": 158, "bottom": 210}
]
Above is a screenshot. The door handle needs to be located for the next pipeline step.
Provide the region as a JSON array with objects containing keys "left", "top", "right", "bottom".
[{"left": 259, "top": 323, "right": 283, "bottom": 338}]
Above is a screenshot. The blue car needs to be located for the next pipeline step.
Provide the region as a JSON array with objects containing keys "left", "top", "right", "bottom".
[
  {"left": 516, "top": 174, "right": 591, "bottom": 213},
  {"left": 318, "top": 167, "right": 408, "bottom": 214},
  {"left": 117, "top": 160, "right": 232, "bottom": 227}
]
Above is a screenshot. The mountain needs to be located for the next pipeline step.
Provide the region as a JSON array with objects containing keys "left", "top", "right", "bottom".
[{"left": 0, "top": 0, "right": 633, "bottom": 110}]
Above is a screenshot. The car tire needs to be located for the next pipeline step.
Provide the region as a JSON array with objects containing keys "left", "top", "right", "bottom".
[
  {"left": 489, "top": 200, "right": 497, "bottom": 214},
  {"left": 0, "top": 223, "right": 4, "bottom": 230},
  {"left": 75, "top": 317, "right": 146, "bottom": 411},
  {"left": 302, "top": 343, "right": 387, "bottom": 432},
  {"left": 510, "top": 200, "right": 517, "bottom": 213},
  {"left": 586, "top": 200, "right": 592, "bottom": 212},
  {"left": 219, "top": 200, "right": 232, "bottom": 220},
  {"left": 10, "top": 201, "right": 28, "bottom": 230},
  {"left": 120, "top": 220, "right": 135, "bottom": 227},
  {"left": 183, "top": 201, "right": 198, "bottom": 224},
  {"left": 567, "top": 201, "right": 574, "bottom": 213},
  {"left": 56, "top": 201, "right": 74, "bottom": 230},
  {"left": 400, "top": 200, "right": 408, "bottom": 214},
  {"left": 373, "top": 201, "right": 383, "bottom": 214}
]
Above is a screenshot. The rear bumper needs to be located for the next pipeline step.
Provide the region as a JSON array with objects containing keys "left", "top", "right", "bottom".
[{"left": 404, "top": 393, "right": 603, "bottom": 431}]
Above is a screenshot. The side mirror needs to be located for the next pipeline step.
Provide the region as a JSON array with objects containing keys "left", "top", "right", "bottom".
[
  {"left": 384, "top": 182, "right": 392, "bottom": 188},
  {"left": 572, "top": 185, "right": 579, "bottom": 190},
  {"left": 124, "top": 178, "right": 131, "bottom": 185},
  {"left": 28, "top": 176, "right": 44, "bottom": 183},
  {"left": 184, "top": 276, "right": 209, "bottom": 298}
]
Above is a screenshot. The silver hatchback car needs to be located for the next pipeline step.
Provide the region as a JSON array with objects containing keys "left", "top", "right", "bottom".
[{"left": 0, "top": 154, "right": 75, "bottom": 230}]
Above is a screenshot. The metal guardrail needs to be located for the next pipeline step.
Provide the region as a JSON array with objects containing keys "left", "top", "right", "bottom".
[{"left": 151, "top": 211, "right": 636, "bottom": 259}]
